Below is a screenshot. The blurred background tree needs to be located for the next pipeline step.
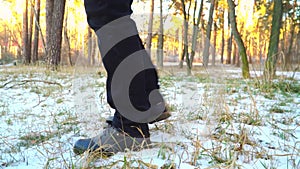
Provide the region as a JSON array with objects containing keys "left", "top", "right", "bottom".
[{"left": 0, "top": 0, "right": 298, "bottom": 76}]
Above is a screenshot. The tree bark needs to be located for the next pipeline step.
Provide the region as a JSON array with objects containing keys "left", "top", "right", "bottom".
[
  {"left": 28, "top": 0, "right": 35, "bottom": 63},
  {"left": 212, "top": 22, "right": 217, "bottom": 66},
  {"left": 226, "top": 11, "right": 233, "bottom": 64},
  {"left": 146, "top": 0, "right": 154, "bottom": 57},
  {"left": 32, "top": 0, "right": 40, "bottom": 63},
  {"left": 264, "top": 0, "right": 283, "bottom": 80},
  {"left": 227, "top": 0, "right": 250, "bottom": 78},
  {"left": 87, "top": 27, "right": 92, "bottom": 65},
  {"left": 297, "top": 31, "right": 300, "bottom": 64},
  {"left": 45, "top": 0, "right": 54, "bottom": 63},
  {"left": 220, "top": 9, "right": 225, "bottom": 64},
  {"left": 47, "top": 0, "right": 66, "bottom": 69},
  {"left": 202, "top": 0, "right": 215, "bottom": 67},
  {"left": 179, "top": 21, "right": 188, "bottom": 69},
  {"left": 22, "top": 0, "right": 30, "bottom": 64},
  {"left": 92, "top": 35, "right": 99, "bottom": 65},
  {"left": 63, "top": 6, "right": 72, "bottom": 66},
  {"left": 179, "top": 0, "right": 190, "bottom": 71},
  {"left": 232, "top": 42, "right": 236, "bottom": 65},
  {"left": 285, "top": 0, "right": 297, "bottom": 69},
  {"left": 190, "top": 0, "right": 204, "bottom": 68},
  {"left": 212, "top": 0, "right": 219, "bottom": 66},
  {"left": 235, "top": 44, "right": 240, "bottom": 67},
  {"left": 157, "top": 0, "right": 164, "bottom": 68}
]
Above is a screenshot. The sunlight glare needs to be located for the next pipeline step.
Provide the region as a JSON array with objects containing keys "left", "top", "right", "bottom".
[{"left": 0, "top": 3, "right": 12, "bottom": 20}]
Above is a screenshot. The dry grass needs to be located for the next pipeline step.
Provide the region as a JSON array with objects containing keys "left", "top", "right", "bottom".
[{"left": 0, "top": 65, "right": 299, "bottom": 168}]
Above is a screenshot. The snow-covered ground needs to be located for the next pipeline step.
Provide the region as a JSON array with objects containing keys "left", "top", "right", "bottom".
[{"left": 0, "top": 65, "right": 299, "bottom": 169}]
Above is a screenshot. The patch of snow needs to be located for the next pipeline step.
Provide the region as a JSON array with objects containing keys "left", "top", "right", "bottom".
[{"left": 1, "top": 67, "right": 299, "bottom": 168}]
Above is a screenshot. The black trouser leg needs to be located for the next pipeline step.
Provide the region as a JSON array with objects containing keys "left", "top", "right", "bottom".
[{"left": 84, "top": 0, "right": 162, "bottom": 138}]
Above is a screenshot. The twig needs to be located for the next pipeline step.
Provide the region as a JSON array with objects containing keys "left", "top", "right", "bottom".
[
  {"left": 32, "top": 92, "right": 50, "bottom": 108},
  {"left": 1, "top": 79, "right": 63, "bottom": 89}
]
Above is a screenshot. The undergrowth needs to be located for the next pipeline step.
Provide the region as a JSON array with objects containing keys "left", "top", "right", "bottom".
[{"left": 1, "top": 66, "right": 299, "bottom": 168}]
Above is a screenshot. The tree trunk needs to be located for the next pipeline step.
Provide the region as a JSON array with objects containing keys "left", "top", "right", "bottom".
[
  {"left": 92, "top": 35, "right": 99, "bottom": 65},
  {"left": 179, "top": 0, "right": 188, "bottom": 69},
  {"left": 212, "top": 0, "right": 219, "bottom": 66},
  {"left": 45, "top": 0, "right": 54, "bottom": 63},
  {"left": 202, "top": 0, "right": 215, "bottom": 67},
  {"left": 226, "top": 11, "right": 233, "bottom": 64},
  {"left": 286, "top": 22, "right": 295, "bottom": 68},
  {"left": 285, "top": 0, "right": 297, "bottom": 69},
  {"left": 220, "top": 9, "right": 225, "bottom": 64},
  {"left": 157, "top": 0, "right": 164, "bottom": 68},
  {"left": 32, "top": 0, "right": 40, "bottom": 63},
  {"left": 87, "top": 27, "right": 92, "bottom": 65},
  {"left": 63, "top": 6, "right": 72, "bottom": 66},
  {"left": 200, "top": 9, "right": 205, "bottom": 53},
  {"left": 227, "top": 0, "right": 250, "bottom": 78},
  {"left": 282, "top": 13, "right": 288, "bottom": 54},
  {"left": 90, "top": 33, "right": 96, "bottom": 66},
  {"left": 264, "top": 0, "right": 283, "bottom": 80},
  {"left": 232, "top": 42, "right": 236, "bottom": 65},
  {"left": 190, "top": 0, "right": 197, "bottom": 69},
  {"left": 146, "top": 0, "right": 154, "bottom": 57},
  {"left": 297, "top": 31, "right": 300, "bottom": 64},
  {"left": 235, "top": 44, "right": 240, "bottom": 67},
  {"left": 190, "top": 0, "right": 204, "bottom": 68},
  {"left": 28, "top": 0, "right": 35, "bottom": 63},
  {"left": 22, "top": 0, "right": 30, "bottom": 64},
  {"left": 212, "top": 22, "right": 217, "bottom": 66},
  {"left": 179, "top": 24, "right": 186, "bottom": 68},
  {"left": 47, "top": 0, "right": 66, "bottom": 69}
]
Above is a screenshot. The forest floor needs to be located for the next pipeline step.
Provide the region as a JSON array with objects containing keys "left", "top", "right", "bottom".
[{"left": 0, "top": 64, "right": 299, "bottom": 169}]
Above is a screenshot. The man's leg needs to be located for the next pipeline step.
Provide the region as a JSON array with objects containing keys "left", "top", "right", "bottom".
[
  {"left": 101, "top": 34, "right": 153, "bottom": 138},
  {"left": 74, "top": 0, "right": 165, "bottom": 155},
  {"left": 85, "top": 0, "right": 167, "bottom": 137}
]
